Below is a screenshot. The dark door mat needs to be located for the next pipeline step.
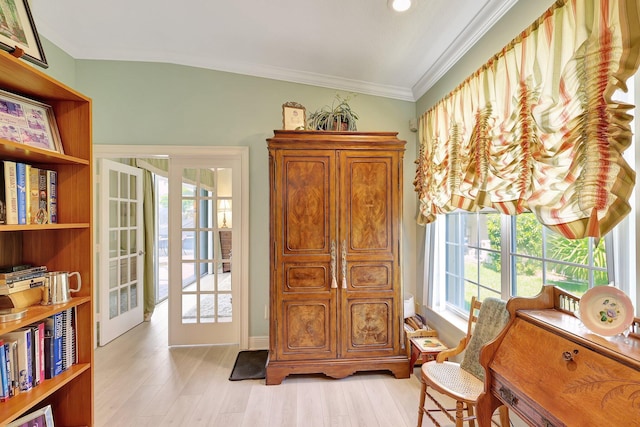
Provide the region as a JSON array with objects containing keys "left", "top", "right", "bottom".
[{"left": 229, "top": 350, "right": 269, "bottom": 381}]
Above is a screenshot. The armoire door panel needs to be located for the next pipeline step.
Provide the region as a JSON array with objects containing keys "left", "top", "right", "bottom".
[
  {"left": 343, "top": 298, "right": 395, "bottom": 355},
  {"left": 282, "top": 154, "right": 333, "bottom": 254},
  {"left": 343, "top": 156, "right": 393, "bottom": 253},
  {"left": 283, "top": 262, "right": 330, "bottom": 292},
  {"left": 279, "top": 299, "right": 336, "bottom": 359},
  {"left": 348, "top": 262, "right": 393, "bottom": 291}
]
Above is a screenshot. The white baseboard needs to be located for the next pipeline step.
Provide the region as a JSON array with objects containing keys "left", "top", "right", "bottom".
[{"left": 249, "top": 335, "right": 269, "bottom": 350}]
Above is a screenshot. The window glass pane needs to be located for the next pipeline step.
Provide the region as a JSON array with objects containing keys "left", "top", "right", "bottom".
[
  {"left": 515, "top": 214, "right": 542, "bottom": 257},
  {"left": 129, "top": 174, "right": 137, "bottom": 199},
  {"left": 109, "top": 260, "right": 118, "bottom": 289},
  {"left": 120, "top": 286, "right": 129, "bottom": 314},
  {"left": 119, "top": 172, "right": 129, "bottom": 198},
  {"left": 546, "top": 261, "right": 589, "bottom": 296},
  {"left": 130, "top": 283, "right": 138, "bottom": 309},
  {"left": 182, "top": 172, "right": 197, "bottom": 196},
  {"left": 217, "top": 168, "right": 232, "bottom": 198},
  {"left": 182, "top": 231, "right": 195, "bottom": 260},
  {"left": 109, "top": 170, "right": 118, "bottom": 198},
  {"left": 109, "top": 201, "right": 118, "bottom": 227},
  {"left": 109, "top": 230, "right": 118, "bottom": 257},
  {"left": 218, "top": 294, "right": 232, "bottom": 322},
  {"left": 513, "top": 256, "right": 543, "bottom": 297},
  {"left": 200, "top": 294, "right": 215, "bottom": 323},
  {"left": 109, "top": 291, "right": 118, "bottom": 319},
  {"left": 182, "top": 294, "right": 197, "bottom": 324}
]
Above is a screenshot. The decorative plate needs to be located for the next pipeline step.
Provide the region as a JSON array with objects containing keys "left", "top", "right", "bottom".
[{"left": 579, "top": 286, "right": 634, "bottom": 336}]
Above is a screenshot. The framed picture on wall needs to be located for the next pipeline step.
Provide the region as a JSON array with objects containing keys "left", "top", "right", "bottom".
[
  {"left": 0, "top": 0, "right": 48, "bottom": 68},
  {"left": 282, "top": 102, "right": 306, "bottom": 130},
  {"left": 0, "top": 89, "right": 64, "bottom": 154}
]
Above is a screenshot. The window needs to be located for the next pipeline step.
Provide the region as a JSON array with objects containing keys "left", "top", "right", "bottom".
[
  {"left": 438, "top": 211, "right": 609, "bottom": 313},
  {"left": 428, "top": 75, "right": 636, "bottom": 315}
]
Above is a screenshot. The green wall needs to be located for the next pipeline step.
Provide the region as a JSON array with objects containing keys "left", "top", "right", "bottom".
[
  {"left": 36, "top": 0, "right": 573, "bottom": 340},
  {"left": 39, "top": 38, "right": 419, "bottom": 339}
]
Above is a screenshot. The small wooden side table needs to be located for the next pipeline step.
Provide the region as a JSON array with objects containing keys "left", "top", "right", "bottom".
[{"left": 409, "top": 335, "right": 448, "bottom": 372}]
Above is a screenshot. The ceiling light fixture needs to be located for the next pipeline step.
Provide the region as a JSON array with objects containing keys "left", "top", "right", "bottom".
[{"left": 388, "top": 0, "right": 412, "bottom": 12}]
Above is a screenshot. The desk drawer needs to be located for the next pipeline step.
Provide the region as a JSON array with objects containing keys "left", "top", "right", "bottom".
[
  {"left": 492, "top": 372, "right": 564, "bottom": 427},
  {"left": 490, "top": 318, "right": 640, "bottom": 426}
]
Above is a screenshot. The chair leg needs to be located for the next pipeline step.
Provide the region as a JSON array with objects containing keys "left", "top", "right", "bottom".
[
  {"left": 498, "top": 405, "right": 510, "bottom": 427},
  {"left": 417, "top": 377, "right": 427, "bottom": 427},
  {"left": 467, "top": 404, "right": 475, "bottom": 427},
  {"left": 455, "top": 400, "right": 464, "bottom": 427}
]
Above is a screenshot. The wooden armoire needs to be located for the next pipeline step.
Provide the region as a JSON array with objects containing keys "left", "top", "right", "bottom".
[{"left": 265, "top": 130, "right": 409, "bottom": 385}]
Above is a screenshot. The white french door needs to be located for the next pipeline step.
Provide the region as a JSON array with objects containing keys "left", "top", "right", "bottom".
[
  {"left": 98, "top": 159, "right": 144, "bottom": 346},
  {"left": 168, "top": 156, "right": 242, "bottom": 345}
]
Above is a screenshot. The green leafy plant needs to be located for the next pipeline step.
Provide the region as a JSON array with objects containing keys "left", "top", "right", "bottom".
[{"left": 308, "top": 93, "right": 359, "bottom": 131}]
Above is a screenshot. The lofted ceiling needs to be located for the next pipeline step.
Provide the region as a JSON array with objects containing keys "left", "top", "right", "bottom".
[{"left": 30, "top": 0, "right": 518, "bottom": 102}]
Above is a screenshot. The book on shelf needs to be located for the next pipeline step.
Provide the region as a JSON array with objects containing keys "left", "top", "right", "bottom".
[
  {"left": 27, "top": 322, "right": 45, "bottom": 386},
  {"left": 37, "top": 167, "right": 48, "bottom": 224},
  {"left": 1, "top": 328, "right": 32, "bottom": 392},
  {"left": 0, "top": 340, "right": 8, "bottom": 400},
  {"left": 27, "top": 165, "right": 39, "bottom": 224},
  {"left": 0, "top": 264, "right": 33, "bottom": 274},
  {"left": 0, "top": 265, "right": 47, "bottom": 284},
  {"left": 0, "top": 161, "right": 5, "bottom": 224},
  {"left": 46, "top": 169, "right": 57, "bottom": 224},
  {"left": 44, "top": 311, "right": 63, "bottom": 379},
  {"left": 15, "top": 162, "right": 26, "bottom": 225},
  {"left": 3, "top": 160, "right": 18, "bottom": 225},
  {"left": 0, "top": 276, "right": 45, "bottom": 296},
  {"left": 4, "top": 340, "right": 17, "bottom": 397},
  {"left": 61, "top": 307, "right": 76, "bottom": 370}
]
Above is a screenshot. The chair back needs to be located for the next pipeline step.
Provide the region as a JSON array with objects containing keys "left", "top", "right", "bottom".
[
  {"left": 460, "top": 297, "right": 509, "bottom": 381},
  {"left": 464, "top": 296, "right": 482, "bottom": 345}
]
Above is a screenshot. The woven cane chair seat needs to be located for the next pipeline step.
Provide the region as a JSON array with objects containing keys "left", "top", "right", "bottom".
[{"left": 422, "top": 360, "right": 484, "bottom": 402}]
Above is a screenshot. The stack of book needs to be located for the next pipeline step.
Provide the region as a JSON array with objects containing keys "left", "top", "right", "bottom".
[
  {"left": 0, "top": 265, "right": 47, "bottom": 295},
  {"left": 0, "top": 160, "right": 57, "bottom": 225},
  {"left": 0, "top": 265, "right": 47, "bottom": 309},
  {"left": 0, "top": 308, "right": 76, "bottom": 401}
]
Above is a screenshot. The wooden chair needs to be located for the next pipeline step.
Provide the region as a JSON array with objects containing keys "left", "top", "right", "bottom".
[{"left": 417, "top": 296, "right": 510, "bottom": 427}]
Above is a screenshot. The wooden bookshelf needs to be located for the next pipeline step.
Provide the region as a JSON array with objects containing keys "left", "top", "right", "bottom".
[{"left": 0, "top": 51, "right": 93, "bottom": 426}]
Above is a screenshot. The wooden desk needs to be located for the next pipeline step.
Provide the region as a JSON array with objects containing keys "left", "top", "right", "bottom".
[{"left": 477, "top": 286, "right": 640, "bottom": 427}]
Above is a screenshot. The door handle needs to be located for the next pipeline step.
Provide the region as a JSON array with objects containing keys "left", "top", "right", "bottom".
[
  {"left": 330, "top": 240, "right": 337, "bottom": 289},
  {"left": 341, "top": 240, "right": 347, "bottom": 289}
]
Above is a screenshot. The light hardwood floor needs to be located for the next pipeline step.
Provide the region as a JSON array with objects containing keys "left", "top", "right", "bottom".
[{"left": 95, "top": 301, "right": 464, "bottom": 427}]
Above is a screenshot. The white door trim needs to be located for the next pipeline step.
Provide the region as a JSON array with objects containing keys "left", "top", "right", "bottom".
[{"left": 94, "top": 145, "right": 250, "bottom": 350}]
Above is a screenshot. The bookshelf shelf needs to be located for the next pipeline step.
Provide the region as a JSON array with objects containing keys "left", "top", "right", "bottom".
[
  {"left": 0, "top": 297, "right": 90, "bottom": 336},
  {"left": 0, "top": 50, "right": 93, "bottom": 426},
  {"left": 0, "top": 223, "right": 90, "bottom": 232},
  {"left": 0, "top": 363, "right": 90, "bottom": 423},
  {"left": 0, "top": 139, "right": 90, "bottom": 166}
]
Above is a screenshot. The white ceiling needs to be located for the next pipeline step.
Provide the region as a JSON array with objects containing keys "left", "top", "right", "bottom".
[{"left": 30, "top": 0, "right": 518, "bottom": 102}]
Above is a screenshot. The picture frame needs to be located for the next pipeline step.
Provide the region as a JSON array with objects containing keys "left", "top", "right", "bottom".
[
  {"left": 282, "top": 102, "right": 306, "bottom": 130},
  {"left": 0, "top": 0, "right": 48, "bottom": 68},
  {"left": 7, "top": 404, "right": 54, "bottom": 427},
  {"left": 0, "top": 89, "right": 64, "bottom": 154}
]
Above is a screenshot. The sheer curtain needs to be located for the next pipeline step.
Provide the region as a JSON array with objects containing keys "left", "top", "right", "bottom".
[{"left": 414, "top": 0, "right": 640, "bottom": 239}]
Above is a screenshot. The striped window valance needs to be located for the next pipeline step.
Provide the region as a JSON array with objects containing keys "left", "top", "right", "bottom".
[{"left": 414, "top": 0, "right": 640, "bottom": 239}]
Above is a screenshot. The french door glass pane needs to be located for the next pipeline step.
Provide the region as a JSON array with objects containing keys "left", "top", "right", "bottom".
[{"left": 180, "top": 167, "right": 233, "bottom": 324}]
